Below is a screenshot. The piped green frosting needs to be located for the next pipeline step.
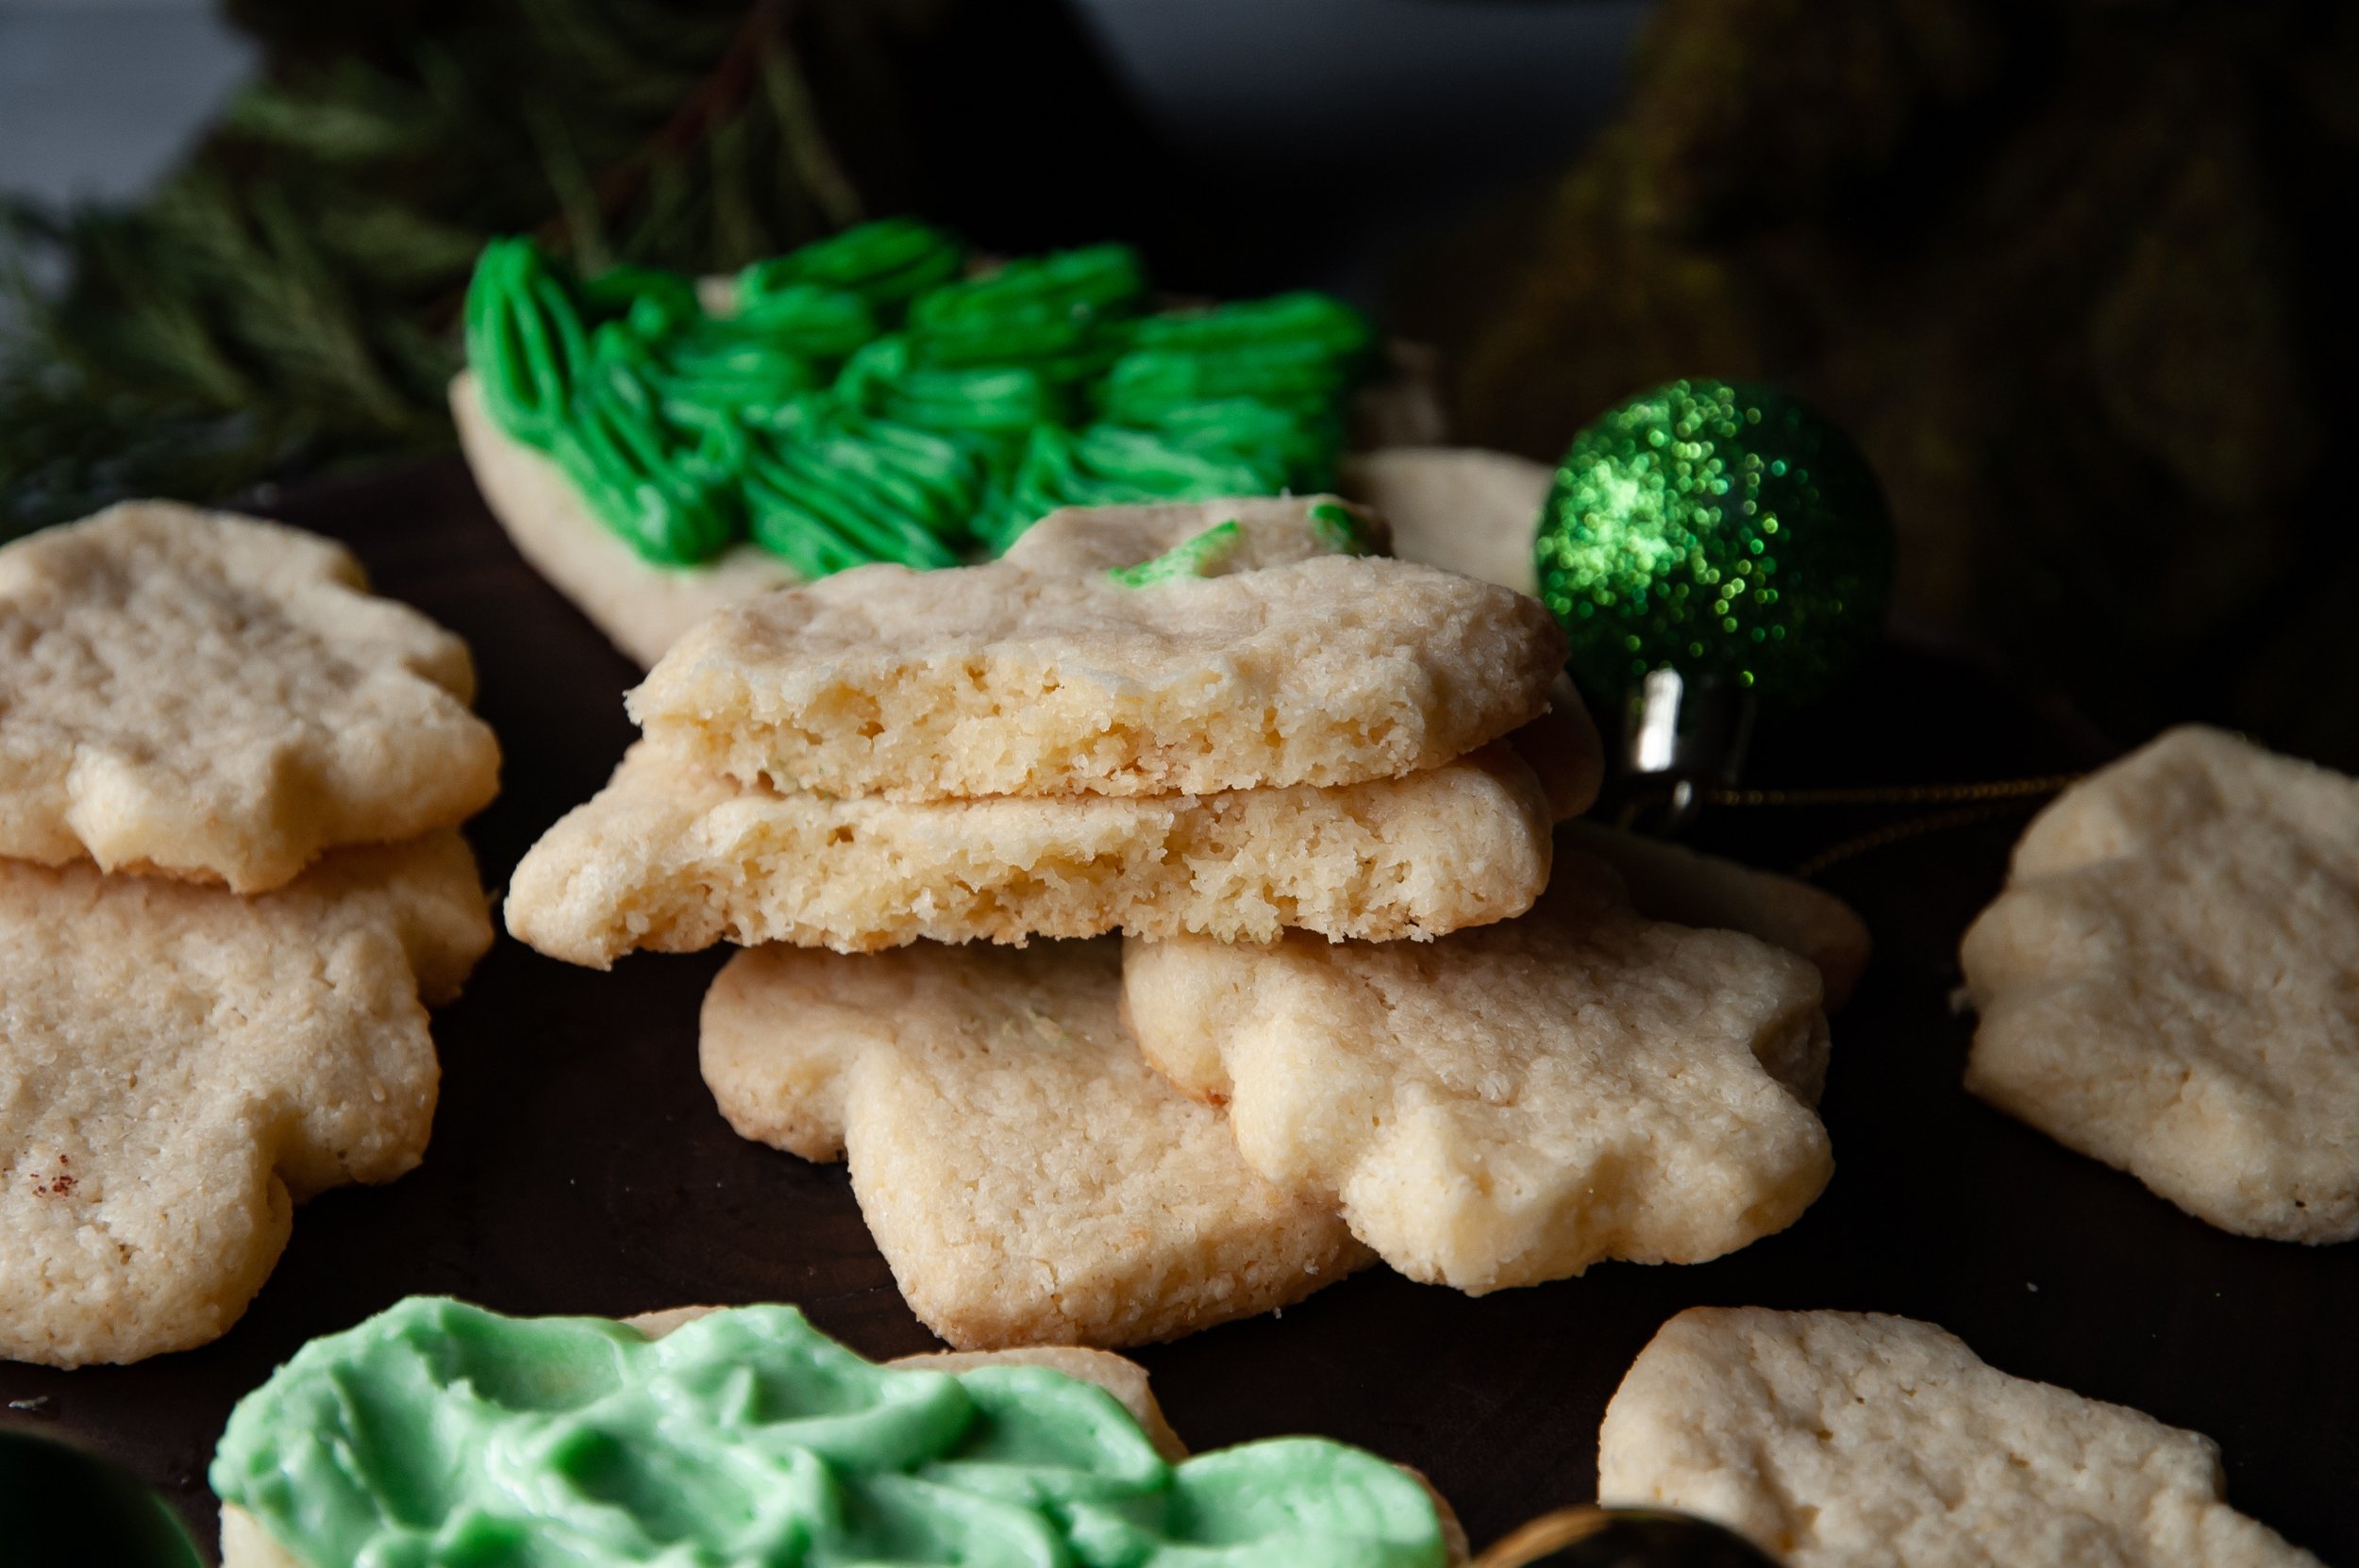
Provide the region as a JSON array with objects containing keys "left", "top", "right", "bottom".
[
  {"left": 211, "top": 1297, "right": 1445, "bottom": 1568},
  {"left": 461, "top": 221, "right": 1374, "bottom": 572}
]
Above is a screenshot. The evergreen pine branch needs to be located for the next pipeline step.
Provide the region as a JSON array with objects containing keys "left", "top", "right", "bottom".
[{"left": 2, "top": 0, "right": 946, "bottom": 541}]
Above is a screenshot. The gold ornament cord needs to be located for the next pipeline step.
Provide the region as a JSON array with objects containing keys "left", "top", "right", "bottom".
[
  {"left": 1697, "top": 775, "right": 2083, "bottom": 879},
  {"left": 1473, "top": 1504, "right": 1785, "bottom": 1565},
  {"left": 1476, "top": 1507, "right": 1625, "bottom": 1564}
]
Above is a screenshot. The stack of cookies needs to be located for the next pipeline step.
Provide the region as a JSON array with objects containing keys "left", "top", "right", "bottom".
[
  {"left": 508, "top": 493, "right": 1856, "bottom": 1348},
  {"left": 505, "top": 494, "right": 1567, "bottom": 960},
  {"left": 0, "top": 503, "right": 499, "bottom": 1368}
]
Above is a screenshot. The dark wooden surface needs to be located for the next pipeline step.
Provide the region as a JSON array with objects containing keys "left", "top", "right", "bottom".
[{"left": 3, "top": 458, "right": 2353, "bottom": 1563}]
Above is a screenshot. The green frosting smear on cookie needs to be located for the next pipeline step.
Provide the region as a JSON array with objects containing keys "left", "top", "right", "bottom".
[
  {"left": 1308, "top": 501, "right": 1371, "bottom": 557},
  {"left": 211, "top": 1297, "right": 1446, "bottom": 1568},
  {"left": 1108, "top": 519, "right": 1245, "bottom": 588},
  {"left": 461, "top": 222, "right": 1374, "bottom": 572}
]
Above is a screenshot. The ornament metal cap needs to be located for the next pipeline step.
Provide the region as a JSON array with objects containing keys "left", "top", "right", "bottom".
[{"left": 1611, "top": 665, "right": 1757, "bottom": 830}]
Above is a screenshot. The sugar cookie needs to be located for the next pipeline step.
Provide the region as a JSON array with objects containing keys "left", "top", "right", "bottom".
[
  {"left": 1339, "top": 446, "right": 1551, "bottom": 594},
  {"left": 1, "top": 832, "right": 492, "bottom": 1366},
  {"left": 629, "top": 494, "right": 1565, "bottom": 801},
  {"left": 1564, "top": 821, "right": 1870, "bottom": 1009},
  {"left": 0, "top": 501, "right": 499, "bottom": 892},
  {"left": 1599, "top": 1307, "right": 2318, "bottom": 1568},
  {"left": 507, "top": 740, "right": 1552, "bottom": 964},
  {"left": 1963, "top": 726, "right": 2359, "bottom": 1241},
  {"left": 1121, "top": 841, "right": 1831, "bottom": 1293},
  {"left": 700, "top": 939, "right": 1370, "bottom": 1348}
]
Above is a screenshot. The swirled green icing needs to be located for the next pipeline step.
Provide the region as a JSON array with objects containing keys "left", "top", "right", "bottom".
[
  {"left": 460, "top": 221, "right": 1374, "bottom": 573},
  {"left": 906, "top": 244, "right": 1145, "bottom": 383},
  {"left": 211, "top": 1297, "right": 1445, "bottom": 1568},
  {"left": 742, "top": 398, "right": 974, "bottom": 576},
  {"left": 580, "top": 267, "right": 702, "bottom": 335},
  {"left": 738, "top": 217, "right": 966, "bottom": 318},
  {"left": 971, "top": 426, "right": 1282, "bottom": 556},
  {"left": 547, "top": 326, "right": 743, "bottom": 564},
  {"left": 838, "top": 335, "right": 1064, "bottom": 442},
  {"left": 1100, "top": 295, "right": 1372, "bottom": 422},
  {"left": 728, "top": 285, "right": 878, "bottom": 364},
  {"left": 465, "top": 238, "right": 592, "bottom": 442}
]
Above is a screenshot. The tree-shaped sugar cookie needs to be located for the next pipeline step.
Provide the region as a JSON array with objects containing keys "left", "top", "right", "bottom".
[
  {"left": 1123, "top": 843, "right": 1832, "bottom": 1293},
  {"left": 1963, "top": 726, "right": 2359, "bottom": 1242},
  {"left": 509, "top": 740, "right": 1553, "bottom": 964},
  {"left": 628, "top": 493, "right": 1567, "bottom": 801},
  {"left": 0, "top": 503, "right": 500, "bottom": 892},
  {"left": 1600, "top": 1308, "right": 2319, "bottom": 1567},
  {"left": 699, "top": 939, "right": 1369, "bottom": 1348},
  {"left": 1, "top": 832, "right": 492, "bottom": 1366}
]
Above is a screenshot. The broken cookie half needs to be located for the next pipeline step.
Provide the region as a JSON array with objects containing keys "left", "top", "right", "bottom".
[{"left": 509, "top": 739, "right": 1554, "bottom": 964}]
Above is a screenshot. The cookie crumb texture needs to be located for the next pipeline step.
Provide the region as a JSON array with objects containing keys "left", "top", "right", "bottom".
[
  {"left": 701, "top": 939, "right": 1368, "bottom": 1348},
  {"left": 507, "top": 741, "right": 1553, "bottom": 963},
  {"left": 1123, "top": 844, "right": 1832, "bottom": 1293},
  {"left": 1963, "top": 726, "right": 2359, "bottom": 1242},
  {"left": 1599, "top": 1307, "right": 2320, "bottom": 1567},
  {"left": 0, "top": 833, "right": 492, "bottom": 1366},
  {"left": 0, "top": 502, "right": 500, "bottom": 892},
  {"left": 629, "top": 494, "right": 1564, "bottom": 802}
]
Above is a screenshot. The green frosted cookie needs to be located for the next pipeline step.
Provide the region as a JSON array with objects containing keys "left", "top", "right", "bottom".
[
  {"left": 212, "top": 1296, "right": 1448, "bottom": 1568},
  {"left": 459, "top": 223, "right": 1373, "bottom": 576}
]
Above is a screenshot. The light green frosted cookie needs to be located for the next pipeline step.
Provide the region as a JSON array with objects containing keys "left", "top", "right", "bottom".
[{"left": 213, "top": 1296, "right": 1453, "bottom": 1568}]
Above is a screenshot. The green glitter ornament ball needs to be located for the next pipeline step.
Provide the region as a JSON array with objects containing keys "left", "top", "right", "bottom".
[{"left": 1537, "top": 379, "right": 1894, "bottom": 709}]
